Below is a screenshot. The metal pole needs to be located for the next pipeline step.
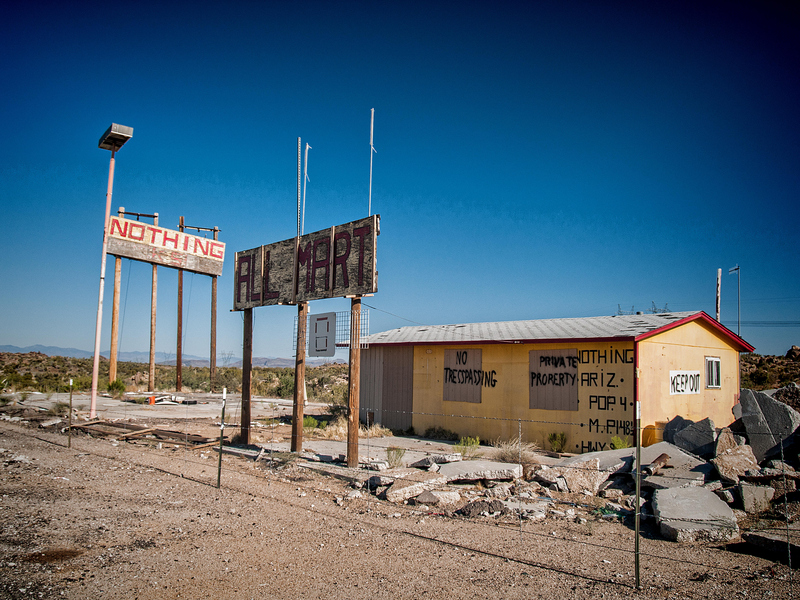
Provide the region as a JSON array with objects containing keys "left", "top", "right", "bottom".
[
  {"left": 210, "top": 227, "right": 219, "bottom": 392},
  {"left": 369, "top": 108, "right": 375, "bottom": 216},
  {"left": 90, "top": 149, "right": 117, "bottom": 418},
  {"left": 292, "top": 302, "right": 308, "bottom": 452},
  {"left": 297, "top": 137, "right": 301, "bottom": 237},
  {"left": 68, "top": 378, "right": 73, "bottom": 449},
  {"left": 634, "top": 343, "right": 641, "bottom": 589},
  {"left": 177, "top": 216, "right": 184, "bottom": 392},
  {"left": 217, "top": 389, "right": 226, "bottom": 489},
  {"left": 241, "top": 308, "right": 252, "bottom": 445},
  {"left": 302, "top": 143, "right": 311, "bottom": 235},
  {"left": 347, "top": 298, "right": 362, "bottom": 468},
  {"left": 149, "top": 214, "right": 159, "bottom": 393},
  {"left": 109, "top": 206, "right": 124, "bottom": 384},
  {"left": 715, "top": 268, "right": 721, "bottom": 322}
]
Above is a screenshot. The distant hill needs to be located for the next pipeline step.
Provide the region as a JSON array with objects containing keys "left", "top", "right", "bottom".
[{"left": 0, "top": 345, "right": 343, "bottom": 368}]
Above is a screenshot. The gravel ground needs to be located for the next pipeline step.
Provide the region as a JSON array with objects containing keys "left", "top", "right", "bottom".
[{"left": 0, "top": 420, "right": 795, "bottom": 600}]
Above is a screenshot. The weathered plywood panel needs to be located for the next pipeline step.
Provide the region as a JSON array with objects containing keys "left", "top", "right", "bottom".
[
  {"left": 443, "top": 348, "right": 486, "bottom": 404},
  {"left": 108, "top": 216, "right": 225, "bottom": 276},
  {"left": 381, "top": 346, "right": 413, "bottom": 431},
  {"left": 529, "top": 348, "right": 578, "bottom": 411},
  {"left": 233, "top": 247, "right": 263, "bottom": 310}
]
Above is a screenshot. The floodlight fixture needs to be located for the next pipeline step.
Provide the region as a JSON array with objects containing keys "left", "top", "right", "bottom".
[{"left": 98, "top": 123, "right": 133, "bottom": 151}]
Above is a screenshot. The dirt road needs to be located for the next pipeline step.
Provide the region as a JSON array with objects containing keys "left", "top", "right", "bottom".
[{"left": 0, "top": 422, "right": 794, "bottom": 599}]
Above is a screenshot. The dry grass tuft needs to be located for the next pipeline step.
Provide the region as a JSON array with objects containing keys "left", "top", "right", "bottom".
[
  {"left": 491, "top": 437, "right": 540, "bottom": 476},
  {"left": 316, "top": 417, "right": 393, "bottom": 441}
]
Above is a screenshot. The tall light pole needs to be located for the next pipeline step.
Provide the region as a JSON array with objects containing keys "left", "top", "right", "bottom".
[
  {"left": 729, "top": 264, "right": 740, "bottom": 336},
  {"left": 90, "top": 124, "right": 133, "bottom": 418}
]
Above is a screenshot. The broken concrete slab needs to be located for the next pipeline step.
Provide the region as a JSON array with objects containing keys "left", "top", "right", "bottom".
[
  {"left": 385, "top": 470, "right": 447, "bottom": 503},
  {"left": 456, "top": 499, "right": 507, "bottom": 518},
  {"left": 739, "top": 388, "right": 800, "bottom": 462},
  {"left": 409, "top": 453, "right": 462, "bottom": 468},
  {"left": 436, "top": 460, "right": 522, "bottom": 483},
  {"left": 738, "top": 482, "right": 775, "bottom": 514},
  {"left": 533, "top": 458, "right": 608, "bottom": 495},
  {"left": 652, "top": 487, "right": 739, "bottom": 542},
  {"left": 663, "top": 415, "right": 692, "bottom": 444},
  {"left": 484, "top": 482, "right": 514, "bottom": 499},
  {"left": 715, "top": 427, "right": 739, "bottom": 456},
  {"left": 673, "top": 417, "right": 716, "bottom": 458},
  {"left": 415, "top": 490, "right": 461, "bottom": 506},
  {"left": 711, "top": 445, "right": 759, "bottom": 485},
  {"left": 742, "top": 524, "right": 800, "bottom": 567}
]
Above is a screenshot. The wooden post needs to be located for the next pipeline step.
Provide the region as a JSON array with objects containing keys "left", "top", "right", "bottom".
[
  {"left": 68, "top": 378, "right": 73, "bottom": 449},
  {"left": 210, "top": 227, "right": 219, "bottom": 392},
  {"left": 148, "top": 214, "right": 158, "bottom": 393},
  {"left": 241, "top": 307, "right": 252, "bottom": 445},
  {"left": 291, "top": 302, "right": 308, "bottom": 452},
  {"left": 347, "top": 298, "right": 362, "bottom": 468},
  {"left": 109, "top": 207, "right": 124, "bottom": 384},
  {"left": 176, "top": 216, "right": 184, "bottom": 392}
]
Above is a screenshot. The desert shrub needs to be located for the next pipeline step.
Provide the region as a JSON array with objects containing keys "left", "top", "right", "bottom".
[
  {"left": 610, "top": 435, "right": 632, "bottom": 449},
  {"left": 302, "top": 415, "right": 319, "bottom": 429},
  {"left": 491, "top": 436, "right": 540, "bottom": 466},
  {"left": 547, "top": 432, "right": 567, "bottom": 453},
  {"left": 275, "top": 370, "right": 295, "bottom": 399},
  {"left": 107, "top": 378, "right": 126, "bottom": 397},
  {"left": 386, "top": 446, "right": 406, "bottom": 468},
  {"left": 47, "top": 402, "right": 70, "bottom": 416},
  {"left": 454, "top": 436, "right": 482, "bottom": 459},
  {"left": 423, "top": 426, "right": 459, "bottom": 441},
  {"left": 317, "top": 417, "right": 394, "bottom": 441}
]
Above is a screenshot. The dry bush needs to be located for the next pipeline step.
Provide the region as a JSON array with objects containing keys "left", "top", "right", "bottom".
[
  {"left": 316, "top": 417, "right": 393, "bottom": 441},
  {"left": 491, "top": 437, "right": 540, "bottom": 476}
]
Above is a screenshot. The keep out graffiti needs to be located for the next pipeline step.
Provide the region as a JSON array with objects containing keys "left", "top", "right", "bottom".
[
  {"left": 578, "top": 346, "right": 634, "bottom": 452},
  {"left": 443, "top": 349, "right": 495, "bottom": 404}
]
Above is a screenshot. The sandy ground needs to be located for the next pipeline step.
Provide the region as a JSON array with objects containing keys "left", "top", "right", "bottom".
[{"left": 0, "top": 412, "right": 796, "bottom": 600}]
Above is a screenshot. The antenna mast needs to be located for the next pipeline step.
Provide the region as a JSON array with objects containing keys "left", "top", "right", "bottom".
[
  {"left": 302, "top": 143, "right": 311, "bottom": 235},
  {"left": 368, "top": 108, "right": 376, "bottom": 216}
]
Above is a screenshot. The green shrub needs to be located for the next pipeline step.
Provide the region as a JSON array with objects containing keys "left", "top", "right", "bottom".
[
  {"left": 302, "top": 415, "right": 319, "bottom": 429},
  {"left": 107, "top": 379, "right": 126, "bottom": 397},
  {"left": 610, "top": 435, "right": 632, "bottom": 450},
  {"left": 275, "top": 371, "right": 295, "bottom": 399},
  {"left": 547, "top": 432, "right": 567, "bottom": 453},
  {"left": 454, "top": 436, "right": 482, "bottom": 459}
]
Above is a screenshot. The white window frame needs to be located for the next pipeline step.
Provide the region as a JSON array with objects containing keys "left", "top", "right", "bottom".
[{"left": 705, "top": 356, "right": 721, "bottom": 389}]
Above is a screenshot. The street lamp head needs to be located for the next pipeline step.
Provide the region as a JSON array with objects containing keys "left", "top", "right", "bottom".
[{"left": 98, "top": 123, "right": 133, "bottom": 151}]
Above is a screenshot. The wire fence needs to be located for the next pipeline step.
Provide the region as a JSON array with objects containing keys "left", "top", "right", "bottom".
[{"left": 0, "top": 394, "right": 796, "bottom": 598}]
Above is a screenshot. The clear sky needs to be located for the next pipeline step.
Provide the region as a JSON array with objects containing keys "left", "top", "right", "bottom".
[{"left": 1, "top": 0, "right": 798, "bottom": 361}]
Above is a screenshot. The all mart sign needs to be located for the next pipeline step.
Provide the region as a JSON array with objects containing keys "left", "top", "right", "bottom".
[{"left": 234, "top": 215, "right": 378, "bottom": 310}]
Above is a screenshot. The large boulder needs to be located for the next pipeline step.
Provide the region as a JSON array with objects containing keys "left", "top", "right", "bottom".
[
  {"left": 739, "top": 389, "right": 800, "bottom": 462},
  {"left": 663, "top": 416, "right": 692, "bottom": 444}
]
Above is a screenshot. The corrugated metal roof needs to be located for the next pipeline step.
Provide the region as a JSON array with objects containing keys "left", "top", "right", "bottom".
[{"left": 365, "top": 312, "right": 702, "bottom": 346}]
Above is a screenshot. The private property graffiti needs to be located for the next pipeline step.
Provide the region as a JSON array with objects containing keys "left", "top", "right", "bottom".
[
  {"left": 107, "top": 216, "right": 225, "bottom": 276},
  {"left": 529, "top": 349, "right": 578, "bottom": 411},
  {"left": 233, "top": 215, "right": 378, "bottom": 310},
  {"left": 669, "top": 370, "right": 701, "bottom": 395}
]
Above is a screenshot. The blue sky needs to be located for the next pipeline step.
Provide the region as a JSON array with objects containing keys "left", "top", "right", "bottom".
[{"left": 1, "top": 0, "right": 798, "bottom": 361}]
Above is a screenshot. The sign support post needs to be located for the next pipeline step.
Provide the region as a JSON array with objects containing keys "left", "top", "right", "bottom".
[
  {"left": 177, "top": 216, "right": 184, "bottom": 391},
  {"left": 148, "top": 214, "right": 159, "bottom": 392},
  {"left": 347, "top": 298, "right": 362, "bottom": 467},
  {"left": 241, "top": 308, "right": 252, "bottom": 444},
  {"left": 109, "top": 207, "right": 125, "bottom": 385},
  {"left": 291, "top": 302, "right": 309, "bottom": 452}
]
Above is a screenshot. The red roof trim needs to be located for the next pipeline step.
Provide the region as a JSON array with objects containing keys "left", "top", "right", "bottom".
[
  {"left": 367, "top": 336, "right": 636, "bottom": 348},
  {"left": 633, "top": 311, "right": 755, "bottom": 352}
]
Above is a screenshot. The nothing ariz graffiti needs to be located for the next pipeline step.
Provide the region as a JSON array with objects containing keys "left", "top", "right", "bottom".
[{"left": 443, "top": 349, "right": 496, "bottom": 404}]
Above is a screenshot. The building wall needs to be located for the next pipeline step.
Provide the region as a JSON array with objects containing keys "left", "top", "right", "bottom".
[
  {"left": 412, "top": 341, "right": 635, "bottom": 453},
  {"left": 638, "top": 320, "right": 741, "bottom": 444}
]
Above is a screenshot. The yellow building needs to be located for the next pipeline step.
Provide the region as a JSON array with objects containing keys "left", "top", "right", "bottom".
[{"left": 360, "top": 312, "right": 753, "bottom": 453}]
